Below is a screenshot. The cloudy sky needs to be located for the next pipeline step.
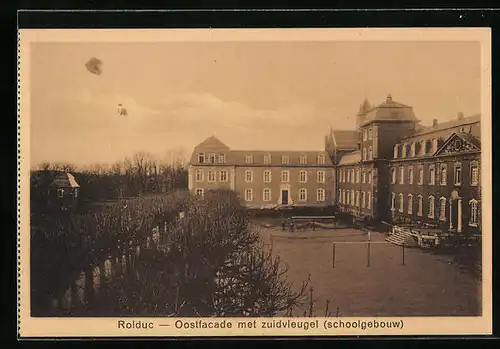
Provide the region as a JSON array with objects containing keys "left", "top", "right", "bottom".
[{"left": 30, "top": 40, "right": 481, "bottom": 167}]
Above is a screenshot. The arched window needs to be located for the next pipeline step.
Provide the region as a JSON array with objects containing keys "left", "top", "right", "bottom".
[
  {"left": 391, "top": 193, "right": 396, "bottom": 210},
  {"left": 398, "top": 193, "right": 404, "bottom": 213},
  {"left": 391, "top": 168, "right": 396, "bottom": 184},
  {"left": 363, "top": 148, "right": 367, "bottom": 161},
  {"left": 428, "top": 196, "right": 435, "bottom": 218},
  {"left": 469, "top": 199, "right": 479, "bottom": 226},
  {"left": 470, "top": 161, "right": 479, "bottom": 186},
  {"left": 454, "top": 162, "right": 462, "bottom": 185},
  {"left": 439, "top": 197, "right": 447, "bottom": 221},
  {"left": 356, "top": 191, "right": 360, "bottom": 207},
  {"left": 417, "top": 195, "right": 423, "bottom": 216},
  {"left": 429, "top": 165, "right": 436, "bottom": 185},
  {"left": 393, "top": 144, "right": 399, "bottom": 159},
  {"left": 439, "top": 164, "right": 447, "bottom": 185},
  {"left": 362, "top": 192, "right": 366, "bottom": 208},
  {"left": 407, "top": 194, "right": 413, "bottom": 215}
]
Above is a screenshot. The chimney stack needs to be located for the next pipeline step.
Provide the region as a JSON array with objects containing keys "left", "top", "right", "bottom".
[
  {"left": 432, "top": 119, "right": 438, "bottom": 127},
  {"left": 458, "top": 112, "right": 464, "bottom": 120}
]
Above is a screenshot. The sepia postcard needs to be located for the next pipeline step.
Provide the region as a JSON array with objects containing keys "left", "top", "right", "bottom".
[{"left": 18, "top": 27, "right": 492, "bottom": 338}]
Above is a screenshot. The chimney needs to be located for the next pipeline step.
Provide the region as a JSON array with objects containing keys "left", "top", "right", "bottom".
[
  {"left": 458, "top": 112, "right": 464, "bottom": 120},
  {"left": 432, "top": 119, "right": 438, "bottom": 127}
]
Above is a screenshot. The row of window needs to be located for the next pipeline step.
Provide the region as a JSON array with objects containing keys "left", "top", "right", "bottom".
[
  {"left": 194, "top": 188, "right": 326, "bottom": 202},
  {"left": 339, "top": 168, "right": 372, "bottom": 184},
  {"left": 362, "top": 146, "right": 373, "bottom": 161},
  {"left": 394, "top": 139, "right": 438, "bottom": 159},
  {"left": 390, "top": 193, "right": 480, "bottom": 226},
  {"left": 338, "top": 189, "right": 372, "bottom": 209},
  {"left": 362, "top": 127, "right": 374, "bottom": 141},
  {"left": 390, "top": 161, "right": 479, "bottom": 186},
  {"left": 195, "top": 169, "right": 327, "bottom": 184},
  {"left": 197, "top": 152, "right": 326, "bottom": 164}
]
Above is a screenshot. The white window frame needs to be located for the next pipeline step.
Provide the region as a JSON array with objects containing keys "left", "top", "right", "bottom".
[
  {"left": 367, "top": 192, "right": 371, "bottom": 209},
  {"left": 391, "top": 193, "right": 396, "bottom": 211},
  {"left": 245, "top": 170, "right": 253, "bottom": 183},
  {"left": 363, "top": 148, "right": 367, "bottom": 161},
  {"left": 57, "top": 188, "right": 64, "bottom": 198},
  {"left": 440, "top": 164, "right": 447, "bottom": 186},
  {"left": 429, "top": 165, "right": 436, "bottom": 185},
  {"left": 410, "top": 142, "right": 416, "bottom": 157},
  {"left": 393, "top": 145, "right": 399, "bottom": 159},
  {"left": 281, "top": 170, "right": 290, "bottom": 183},
  {"left": 470, "top": 161, "right": 479, "bottom": 186},
  {"left": 218, "top": 154, "right": 226, "bottom": 163},
  {"left": 317, "top": 153, "right": 325, "bottom": 165},
  {"left": 454, "top": 162, "right": 462, "bottom": 186},
  {"left": 368, "top": 171, "right": 372, "bottom": 184},
  {"left": 391, "top": 168, "right": 396, "bottom": 184},
  {"left": 399, "top": 166, "right": 405, "bottom": 184},
  {"left": 469, "top": 199, "right": 479, "bottom": 226},
  {"left": 298, "top": 188, "right": 307, "bottom": 202},
  {"left": 408, "top": 166, "right": 414, "bottom": 184},
  {"left": 398, "top": 193, "right": 404, "bottom": 213},
  {"left": 356, "top": 191, "right": 360, "bottom": 207},
  {"left": 195, "top": 188, "right": 204, "bottom": 198},
  {"left": 356, "top": 169, "right": 360, "bottom": 183},
  {"left": 207, "top": 170, "right": 216, "bottom": 183},
  {"left": 407, "top": 194, "right": 413, "bottom": 215},
  {"left": 263, "top": 188, "right": 271, "bottom": 202},
  {"left": 418, "top": 166, "right": 424, "bottom": 185},
  {"left": 245, "top": 154, "right": 253, "bottom": 164},
  {"left": 362, "top": 191, "right": 366, "bottom": 208},
  {"left": 263, "top": 170, "right": 271, "bottom": 183},
  {"left": 281, "top": 155, "right": 289, "bottom": 164},
  {"left": 368, "top": 146, "right": 373, "bottom": 160},
  {"left": 428, "top": 196, "right": 435, "bottom": 218},
  {"left": 209, "top": 153, "right": 216, "bottom": 164},
  {"left": 417, "top": 195, "right": 423, "bottom": 216},
  {"left": 439, "top": 197, "right": 447, "bottom": 221},
  {"left": 317, "top": 188, "right": 325, "bottom": 202},
  {"left": 245, "top": 188, "right": 253, "bottom": 202},
  {"left": 299, "top": 170, "right": 308, "bottom": 183},
  {"left": 317, "top": 170, "right": 325, "bottom": 183},
  {"left": 219, "top": 170, "right": 228, "bottom": 182},
  {"left": 198, "top": 152, "right": 205, "bottom": 163},
  {"left": 300, "top": 155, "right": 308, "bottom": 164},
  {"left": 264, "top": 154, "right": 272, "bottom": 164},
  {"left": 195, "top": 169, "right": 204, "bottom": 182}
]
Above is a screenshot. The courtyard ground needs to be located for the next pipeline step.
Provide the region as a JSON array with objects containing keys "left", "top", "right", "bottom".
[{"left": 252, "top": 218, "right": 482, "bottom": 317}]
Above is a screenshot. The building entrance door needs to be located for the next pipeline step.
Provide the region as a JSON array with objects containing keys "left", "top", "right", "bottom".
[{"left": 281, "top": 190, "right": 289, "bottom": 205}]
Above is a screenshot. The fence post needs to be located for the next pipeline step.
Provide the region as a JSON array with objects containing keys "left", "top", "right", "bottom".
[
  {"left": 366, "top": 241, "right": 371, "bottom": 267},
  {"left": 332, "top": 243, "right": 336, "bottom": 268},
  {"left": 402, "top": 243, "right": 405, "bottom": 266}
]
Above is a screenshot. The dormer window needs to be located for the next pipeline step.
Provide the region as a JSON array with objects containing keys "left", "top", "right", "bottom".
[
  {"left": 209, "top": 153, "right": 216, "bottom": 164},
  {"left": 420, "top": 140, "right": 426, "bottom": 155},
  {"left": 410, "top": 142, "right": 416, "bottom": 157},
  {"left": 218, "top": 154, "right": 226, "bottom": 163},
  {"left": 264, "top": 154, "right": 272, "bottom": 164},
  {"left": 245, "top": 155, "right": 253, "bottom": 164},
  {"left": 402, "top": 144, "right": 407, "bottom": 158},
  {"left": 198, "top": 152, "right": 205, "bottom": 163},
  {"left": 317, "top": 153, "right": 325, "bottom": 164},
  {"left": 393, "top": 144, "right": 399, "bottom": 159},
  {"left": 281, "top": 155, "right": 289, "bottom": 164},
  {"left": 300, "top": 155, "right": 308, "bottom": 164}
]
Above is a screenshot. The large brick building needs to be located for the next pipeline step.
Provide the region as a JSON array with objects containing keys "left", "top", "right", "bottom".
[
  {"left": 328, "top": 94, "right": 482, "bottom": 236},
  {"left": 188, "top": 136, "right": 336, "bottom": 209},
  {"left": 389, "top": 113, "right": 481, "bottom": 235}
]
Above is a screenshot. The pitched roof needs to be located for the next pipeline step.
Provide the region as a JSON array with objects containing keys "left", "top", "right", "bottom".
[
  {"left": 362, "top": 94, "right": 418, "bottom": 126},
  {"left": 332, "top": 130, "right": 360, "bottom": 150},
  {"left": 189, "top": 137, "right": 333, "bottom": 166},
  {"left": 410, "top": 114, "right": 480, "bottom": 137},
  {"left": 338, "top": 150, "right": 361, "bottom": 165},
  {"left": 357, "top": 98, "right": 372, "bottom": 115},
  {"left": 49, "top": 172, "right": 80, "bottom": 188},
  {"left": 194, "top": 136, "right": 230, "bottom": 150}
]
